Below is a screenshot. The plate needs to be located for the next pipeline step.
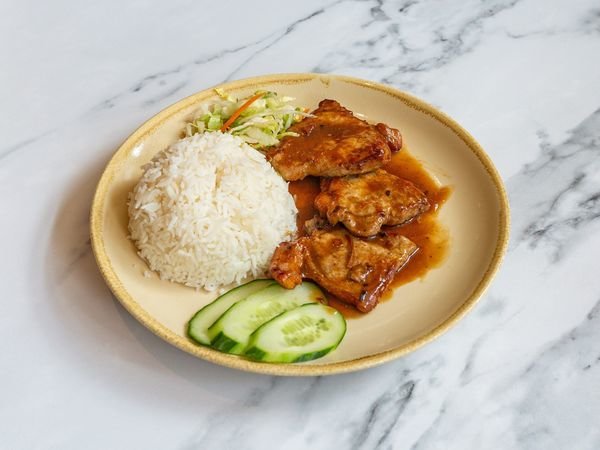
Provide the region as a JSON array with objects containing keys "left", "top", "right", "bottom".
[{"left": 90, "top": 73, "right": 509, "bottom": 375}]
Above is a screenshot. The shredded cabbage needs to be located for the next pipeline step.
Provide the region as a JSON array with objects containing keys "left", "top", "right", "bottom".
[{"left": 185, "top": 90, "right": 311, "bottom": 149}]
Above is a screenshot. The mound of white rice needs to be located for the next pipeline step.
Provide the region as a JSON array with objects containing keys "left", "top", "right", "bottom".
[{"left": 128, "top": 132, "right": 297, "bottom": 291}]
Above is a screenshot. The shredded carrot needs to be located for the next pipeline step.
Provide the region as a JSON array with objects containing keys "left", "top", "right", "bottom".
[{"left": 220, "top": 92, "right": 265, "bottom": 132}]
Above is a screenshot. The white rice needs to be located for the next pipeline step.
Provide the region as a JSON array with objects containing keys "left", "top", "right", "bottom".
[{"left": 128, "top": 132, "right": 297, "bottom": 291}]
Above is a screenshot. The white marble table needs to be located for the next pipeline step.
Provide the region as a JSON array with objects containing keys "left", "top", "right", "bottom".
[{"left": 2, "top": 1, "right": 600, "bottom": 448}]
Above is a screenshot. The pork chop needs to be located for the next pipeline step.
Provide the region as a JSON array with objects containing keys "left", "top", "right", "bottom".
[
  {"left": 269, "top": 227, "right": 417, "bottom": 313},
  {"left": 267, "top": 99, "right": 402, "bottom": 181},
  {"left": 314, "top": 169, "right": 430, "bottom": 237}
]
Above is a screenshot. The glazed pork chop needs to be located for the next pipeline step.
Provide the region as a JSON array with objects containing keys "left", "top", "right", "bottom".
[
  {"left": 314, "top": 169, "right": 430, "bottom": 237},
  {"left": 269, "top": 227, "right": 417, "bottom": 313},
  {"left": 267, "top": 100, "right": 402, "bottom": 181}
]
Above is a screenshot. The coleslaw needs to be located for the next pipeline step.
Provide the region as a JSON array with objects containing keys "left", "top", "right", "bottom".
[{"left": 185, "top": 89, "right": 311, "bottom": 149}]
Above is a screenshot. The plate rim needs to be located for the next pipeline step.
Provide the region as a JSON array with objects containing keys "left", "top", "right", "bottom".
[{"left": 90, "top": 72, "right": 510, "bottom": 376}]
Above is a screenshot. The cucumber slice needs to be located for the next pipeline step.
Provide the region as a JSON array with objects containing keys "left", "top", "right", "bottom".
[
  {"left": 244, "top": 303, "right": 346, "bottom": 363},
  {"left": 187, "top": 279, "right": 275, "bottom": 345},
  {"left": 208, "top": 282, "right": 326, "bottom": 354}
]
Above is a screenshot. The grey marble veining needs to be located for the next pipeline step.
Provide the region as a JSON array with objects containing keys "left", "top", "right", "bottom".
[
  {"left": 2, "top": 0, "right": 600, "bottom": 449},
  {"left": 512, "top": 109, "right": 600, "bottom": 255}
]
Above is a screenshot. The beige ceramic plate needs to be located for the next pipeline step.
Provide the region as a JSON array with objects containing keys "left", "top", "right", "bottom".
[{"left": 91, "top": 73, "right": 509, "bottom": 376}]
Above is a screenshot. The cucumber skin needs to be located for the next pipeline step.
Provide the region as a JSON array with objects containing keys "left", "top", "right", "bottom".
[
  {"left": 187, "top": 279, "right": 274, "bottom": 346},
  {"left": 244, "top": 345, "right": 336, "bottom": 363},
  {"left": 243, "top": 346, "right": 266, "bottom": 361},
  {"left": 292, "top": 347, "right": 336, "bottom": 363},
  {"left": 244, "top": 342, "right": 345, "bottom": 364},
  {"left": 210, "top": 332, "right": 242, "bottom": 353}
]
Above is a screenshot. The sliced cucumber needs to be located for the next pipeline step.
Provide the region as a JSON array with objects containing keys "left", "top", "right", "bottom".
[
  {"left": 187, "top": 279, "right": 275, "bottom": 345},
  {"left": 244, "top": 303, "right": 346, "bottom": 363},
  {"left": 208, "top": 282, "right": 326, "bottom": 354}
]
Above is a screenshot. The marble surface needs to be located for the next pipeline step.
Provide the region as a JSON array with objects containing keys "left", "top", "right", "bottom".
[{"left": 2, "top": 0, "right": 600, "bottom": 448}]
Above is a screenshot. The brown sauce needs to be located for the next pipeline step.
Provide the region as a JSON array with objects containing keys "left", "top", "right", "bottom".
[
  {"left": 288, "top": 177, "right": 320, "bottom": 232},
  {"left": 323, "top": 295, "right": 364, "bottom": 319},
  {"left": 287, "top": 148, "right": 450, "bottom": 318},
  {"left": 382, "top": 151, "right": 451, "bottom": 292}
]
